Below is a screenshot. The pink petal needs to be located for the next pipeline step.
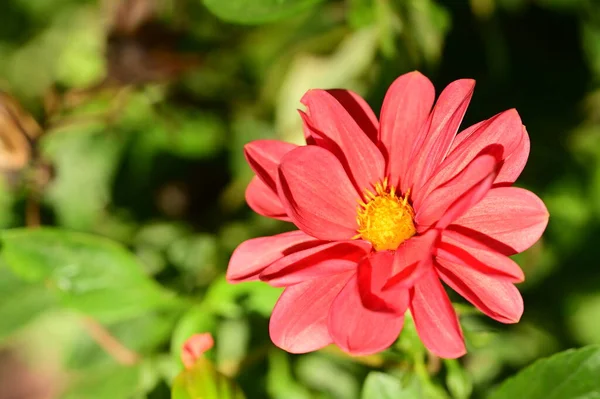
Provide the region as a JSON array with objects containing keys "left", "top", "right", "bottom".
[
  {"left": 436, "top": 258, "right": 524, "bottom": 323},
  {"left": 277, "top": 146, "right": 360, "bottom": 240},
  {"left": 326, "top": 89, "right": 379, "bottom": 142},
  {"left": 379, "top": 72, "right": 435, "bottom": 187},
  {"left": 357, "top": 243, "right": 432, "bottom": 314},
  {"left": 449, "top": 187, "right": 549, "bottom": 254},
  {"left": 244, "top": 140, "right": 298, "bottom": 191},
  {"left": 301, "top": 90, "right": 385, "bottom": 192},
  {"left": 226, "top": 230, "right": 319, "bottom": 283},
  {"left": 438, "top": 230, "right": 524, "bottom": 282},
  {"left": 410, "top": 268, "right": 466, "bottom": 358},
  {"left": 260, "top": 240, "right": 371, "bottom": 287},
  {"left": 329, "top": 274, "right": 406, "bottom": 355},
  {"left": 384, "top": 230, "right": 439, "bottom": 289},
  {"left": 415, "top": 110, "right": 525, "bottom": 206},
  {"left": 416, "top": 149, "right": 500, "bottom": 230},
  {"left": 495, "top": 124, "right": 530, "bottom": 185},
  {"left": 246, "top": 176, "right": 290, "bottom": 221},
  {"left": 270, "top": 272, "right": 353, "bottom": 353},
  {"left": 405, "top": 79, "right": 475, "bottom": 193},
  {"left": 181, "top": 333, "right": 214, "bottom": 368},
  {"left": 435, "top": 157, "right": 498, "bottom": 230}
]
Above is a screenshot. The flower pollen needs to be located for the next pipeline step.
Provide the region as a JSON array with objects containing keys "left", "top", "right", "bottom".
[{"left": 355, "top": 178, "right": 416, "bottom": 251}]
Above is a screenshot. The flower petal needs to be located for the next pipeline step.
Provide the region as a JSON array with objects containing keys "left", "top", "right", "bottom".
[
  {"left": 357, "top": 252, "right": 404, "bottom": 313},
  {"left": 260, "top": 240, "right": 371, "bottom": 287},
  {"left": 357, "top": 239, "right": 434, "bottom": 314},
  {"left": 410, "top": 268, "right": 466, "bottom": 358},
  {"left": 415, "top": 109, "right": 525, "bottom": 207},
  {"left": 226, "top": 230, "right": 319, "bottom": 283},
  {"left": 438, "top": 230, "right": 525, "bottom": 282},
  {"left": 277, "top": 146, "right": 360, "bottom": 240},
  {"left": 449, "top": 187, "right": 549, "bottom": 254},
  {"left": 435, "top": 156, "right": 498, "bottom": 230},
  {"left": 416, "top": 148, "right": 501, "bottom": 230},
  {"left": 495, "top": 125, "right": 530, "bottom": 185},
  {"left": 405, "top": 79, "right": 475, "bottom": 193},
  {"left": 244, "top": 140, "right": 298, "bottom": 190},
  {"left": 270, "top": 272, "right": 353, "bottom": 353},
  {"left": 379, "top": 71, "right": 435, "bottom": 187},
  {"left": 384, "top": 230, "right": 439, "bottom": 289},
  {"left": 326, "top": 89, "right": 379, "bottom": 142},
  {"left": 246, "top": 176, "right": 290, "bottom": 221},
  {"left": 329, "top": 274, "right": 406, "bottom": 355},
  {"left": 301, "top": 89, "right": 385, "bottom": 192},
  {"left": 436, "top": 258, "right": 524, "bottom": 323}
]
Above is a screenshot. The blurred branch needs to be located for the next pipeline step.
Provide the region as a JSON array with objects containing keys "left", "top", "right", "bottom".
[{"left": 81, "top": 317, "right": 140, "bottom": 366}]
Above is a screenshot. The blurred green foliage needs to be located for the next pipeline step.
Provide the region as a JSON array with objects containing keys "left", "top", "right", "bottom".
[{"left": 1, "top": 0, "right": 600, "bottom": 398}]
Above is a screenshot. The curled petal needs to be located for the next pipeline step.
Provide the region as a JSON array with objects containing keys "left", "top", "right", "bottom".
[
  {"left": 379, "top": 71, "right": 435, "bottom": 186},
  {"left": 329, "top": 275, "right": 405, "bottom": 355},
  {"left": 261, "top": 240, "right": 371, "bottom": 287},
  {"left": 405, "top": 79, "right": 476, "bottom": 193},
  {"left": 449, "top": 187, "right": 549, "bottom": 254},
  {"left": 246, "top": 176, "right": 290, "bottom": 221},
  {"left": 301, "top": 89, "right": 385, "bottom": 192},
  {"left": 410, "top": 269, "right": 466, "bottom": 358},
  {"left": 270, "top": 272, "right": 353, "bottom": 353},
  {"left": 357, "top": 245, "right": 430, "bottom": 314},
  {"left": 277, "top": 146, "right": 360, "bottom": 240},
  {"left": 416, "top": 148, "right": 501, "bottom": 230},
  {"left": 436, "top": 258, "right": 524, "bottom": 323},
  {"left": 415, "top": 109, "right": 524, "bottom": 206},
  {"left": 226, "top": 230, "right": 319, "bottom": 283},
  {"left": 244, "top": 140, "right": 298, "bottom": 190},
  {"left": 384, "top": 230, "right": 439, "bottom": 289},
  {"left": 495, "top": 125, "right": 530, "bottom": 185}
]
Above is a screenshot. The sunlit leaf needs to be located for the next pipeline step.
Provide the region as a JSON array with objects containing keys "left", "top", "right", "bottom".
[
  {"left": 489, "top": 345, "right": 600, "bottom": 399},
  {"left": 361, "top": 372, "right": 415, "bottom": 399},
  {"left": 62, "top": 363, "right": 143, "bottom": 399},
  {"left": 0, "top": 228, "right": 183, "bottom": 323},
  {"left": 202, "top": 0, "right": 324, "bottom": 25},
  {"left": 0, "top": 266, "right": 57, "bottom": 342},
  {"left": 43, "top": 127, "right": 126, "bottom": 232},
  {"left": 172, "top": 357, "right": 246, "bottom": 399}
]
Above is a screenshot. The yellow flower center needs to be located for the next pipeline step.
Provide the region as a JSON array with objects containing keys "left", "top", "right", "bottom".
[{"left": 355, "top": 179, "right": 416, "bottom": 251}]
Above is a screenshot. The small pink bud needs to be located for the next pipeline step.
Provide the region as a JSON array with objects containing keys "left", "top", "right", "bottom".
[{"left": 181, "top": 333, "right": 214, "bottom": 369}]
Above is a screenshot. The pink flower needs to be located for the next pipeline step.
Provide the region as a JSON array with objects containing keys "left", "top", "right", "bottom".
[{"left": 227, "top": 72, "right": 549, "bottom": 358}]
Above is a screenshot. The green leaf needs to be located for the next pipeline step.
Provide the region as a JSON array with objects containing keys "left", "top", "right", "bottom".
[
  {"left": 296, "top": 354, "right": 359, "bottom": 399},
  {"left": 67, "top": 312, "right": 179, "bottom": 369},
  {"left": 0, "top": 228, "right": 183, "bottom": 323},
  {"left": 42, "top": 126, "right": 126, "bottom": 232},
  {"left": 172, "top": 358, "right": 246, "bottom": 399},
  {"left": 0, "top": 266, "right": 57, "bottom": 341},
  {"left": 361, "top": 372, "right": 413, "bottom": 399},
  {"left": 62, "top": 363, "right": 143, "bottom": 399},
  {"left": 202, "top": 0, "right": 324, "bottom": 25},
  {"left": 489, "top": 345, "right": 600, "bottom": 399}
]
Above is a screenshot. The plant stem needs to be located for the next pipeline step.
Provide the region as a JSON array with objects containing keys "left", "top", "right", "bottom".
[{"left": 81, "top": 317, "right": 140, "bottom": 366}]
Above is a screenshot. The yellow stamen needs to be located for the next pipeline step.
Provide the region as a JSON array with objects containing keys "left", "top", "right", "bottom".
[{"left": 355, "top": 180, "right": 416, "bottom": 251}]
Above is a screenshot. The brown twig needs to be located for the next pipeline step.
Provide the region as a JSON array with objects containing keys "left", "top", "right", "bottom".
[{"left": 81, "top": 317, "right": 140, "bottom": 366}]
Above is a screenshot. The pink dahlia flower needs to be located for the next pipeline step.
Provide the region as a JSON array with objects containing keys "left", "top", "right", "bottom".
[{"left": 227, "top": 71, "right": 549, "bottom": 358}]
